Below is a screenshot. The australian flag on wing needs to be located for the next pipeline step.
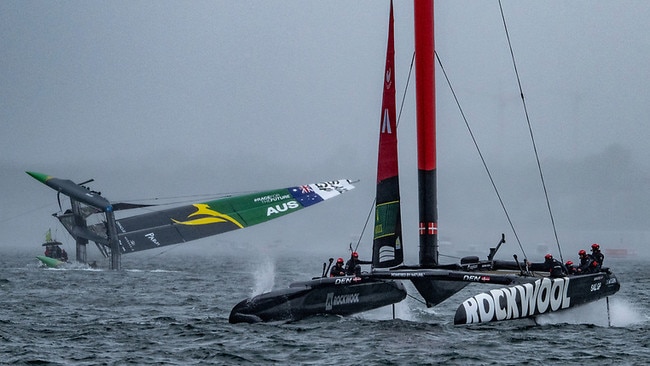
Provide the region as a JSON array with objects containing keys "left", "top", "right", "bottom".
[{"left": 289, "top": 185, "right": 324, "bottom": 207}]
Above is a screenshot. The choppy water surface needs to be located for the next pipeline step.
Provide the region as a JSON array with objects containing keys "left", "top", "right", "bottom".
[{"left": 1, "top": 249, "right": 648, "bottom": 365}]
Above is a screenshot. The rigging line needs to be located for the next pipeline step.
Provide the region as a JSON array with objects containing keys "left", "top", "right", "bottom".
[
  {"left": 0, "top": 202, "right": 59, "bottom": 224},
  {"left": 498, "top": 0, "right": 562, "bottom": 262},
  {"left": 354, "top": 198, "right": 375, "bottom": 253},
  {"left": 114, "top": 192, "right": 243, "bottom": 203},
  {"left": 435, "top": 50, "right": 526, "bottom": 258},
  {"left": 396, "top": 51, "right": 416, "bottom": 129}
]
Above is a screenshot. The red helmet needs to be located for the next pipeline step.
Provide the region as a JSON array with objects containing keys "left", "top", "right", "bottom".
[
  {"left": 337, "top": 257, "right": 344, "bottom": 264},
  {"left": 352, "top": 252, "right": 359, "bottom": 258},
  {"left": 545, "top": 254, "right": 553, "bottom": 260},
  {"left": 591, "top": 243, "right": 600, "bottom": 251},
  {"left": 566, "top": 261, "right": 573, "bottom": 266},
  {"left": 579, "top": 249, "right": 587, "bottom": 256}
]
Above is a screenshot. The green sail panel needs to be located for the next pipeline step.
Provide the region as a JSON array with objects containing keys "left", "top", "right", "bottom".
[
  {"left": 105, "top": 180, "right": 355, "bottom": 253},
  {"left": 374, "top": 200, "right": 399, "bottom": 239}
]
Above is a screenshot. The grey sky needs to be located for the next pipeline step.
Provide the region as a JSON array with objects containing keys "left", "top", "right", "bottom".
[{"left": 2, "top": 1, "right": 649, "bottom": 261}]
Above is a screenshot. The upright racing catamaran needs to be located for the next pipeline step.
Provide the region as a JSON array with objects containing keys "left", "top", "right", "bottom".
[{"left": 229, "top": 0, "right": 620, "bottom": 325}]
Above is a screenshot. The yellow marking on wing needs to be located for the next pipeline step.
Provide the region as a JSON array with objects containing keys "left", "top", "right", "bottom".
[{"left": 172, "top": 204, "right": 244, "bottom": 228}]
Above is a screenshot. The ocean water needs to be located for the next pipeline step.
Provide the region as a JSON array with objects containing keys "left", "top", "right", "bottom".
[{"left": 1, "top": 249, "right": 648, "bottom": 365}]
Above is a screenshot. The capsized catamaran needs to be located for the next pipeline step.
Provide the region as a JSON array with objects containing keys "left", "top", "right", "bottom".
[
  {"left": 230, "top": 0, "right": 620, "bottom": 325},
  {"left": 27, "top": 171, "right": 355, "bottom": 270}
]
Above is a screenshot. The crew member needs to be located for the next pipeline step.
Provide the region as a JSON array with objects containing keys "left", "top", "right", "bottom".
[
  {"left": 330, "top": 258, "right": 346, "bottom": 277},
  {"left": 544, "top": 253, "right": 567, "bottom": 278},
  {"left": 576, "top": 249, "right": 592, "bottom": 274},
  {"left": 345, "top": 252, "right": 371, "bottom": 277},
  {"left": 590, "top": 243, "right": 604, "bottom": 272},
  {"left": 565, "top": 260, "right": 576, "bottom": 275}
]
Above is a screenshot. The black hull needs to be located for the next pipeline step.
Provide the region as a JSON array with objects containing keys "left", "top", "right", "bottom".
[
  {"left": 229, "top": 276, "right": 407, "bottom": 324},
  {"left": 454, "top": 271, "right": 620, "bottom": 324},
  {"left": 411, "top": 278, "right": 468, "bottom": 307}
]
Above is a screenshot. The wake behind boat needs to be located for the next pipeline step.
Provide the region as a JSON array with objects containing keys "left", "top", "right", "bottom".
[{"left": 229, "top": 0, "right": 620, "bottom": 325}]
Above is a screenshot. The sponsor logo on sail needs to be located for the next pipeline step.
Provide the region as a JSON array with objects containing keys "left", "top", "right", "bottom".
[
  {"left": 119, "top": 236, "right": 137, "bottom": 252},
  {"left": 172, "top": 204, "right": 244, "bottom": 228},
  {"left": 144, "top": 232, "right": 161, "bottom": 247},
  {"left": 266, "top": 201, "right": 299, "bottom": 216},
  {"left": 315, "top": 181, "right": 350, "bottom": 194},
  {"left": 381, "top": 108, "right": 392, "bottom": 134},
  {"left": 325, "top": 292, "right": 360, "bottom": 310},
  {"left": 457, "top": 277, "right": 571, "bottom": 324},
  {"left": 254, "top": 193, "right": 291, "bottom": 203}
]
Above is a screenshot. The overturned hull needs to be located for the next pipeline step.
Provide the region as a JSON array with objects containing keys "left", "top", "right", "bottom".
[
  {"left": 454, "top": 272, "right": 620, "bottom": 325},
  {"left": 229, "top": 276, "right": 407, "bottom": 324}
]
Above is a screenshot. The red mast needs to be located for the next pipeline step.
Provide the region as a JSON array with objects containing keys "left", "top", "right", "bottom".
[{"left": 414, "top": 0, "right": 438, "bottom": 266}]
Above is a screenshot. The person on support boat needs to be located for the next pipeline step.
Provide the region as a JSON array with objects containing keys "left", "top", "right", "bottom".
[
  {"left": 590, "top": 243, "right": 604, "bottom": 272},
  {"left": 576, "top": 249, "right": 593, "bottom": 274},
  {"left": 330, "top": 258, "right": 346, "bottom": 277},
  {"left": 345, "top": 252, "right": 371, "bottom": 277},
  {"left": 61, "top": 248, "right": 68, "bottom": 262},
  {"left": 565, "top": 260, "right": 577, "bottom": 275}
]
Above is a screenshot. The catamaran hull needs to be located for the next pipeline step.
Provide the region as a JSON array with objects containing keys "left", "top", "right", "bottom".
[
  {"left": 36, "top": 256, "right": 64, "bottom": 268},
  {"left": 454, "top": 272, "right": 620, "bottom": 325},
  {"left": 411, "top": 278, "right": 469, "bottom": 307},
  {"left": 229, "top": 277, "right": 407, "bottom": 323}
]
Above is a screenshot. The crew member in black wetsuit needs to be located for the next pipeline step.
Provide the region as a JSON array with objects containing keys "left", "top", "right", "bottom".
[
  {"left": 576, "top": 249, "right": 592, "bottom": 274},
  {"left": 345, "top": 252, "right": 371, "bottom": 276},
  {"left": 330, "top": 258, "right": 346, "bottom": 277},
  {"left": 590, "top": 243, "right": 604, "bottom": 272},
  {"left": 565, "top": 260, "right": 576, "bottom": 275},
  {"left": 543, "top": 253, "right": 567, "bottom": 278}
]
